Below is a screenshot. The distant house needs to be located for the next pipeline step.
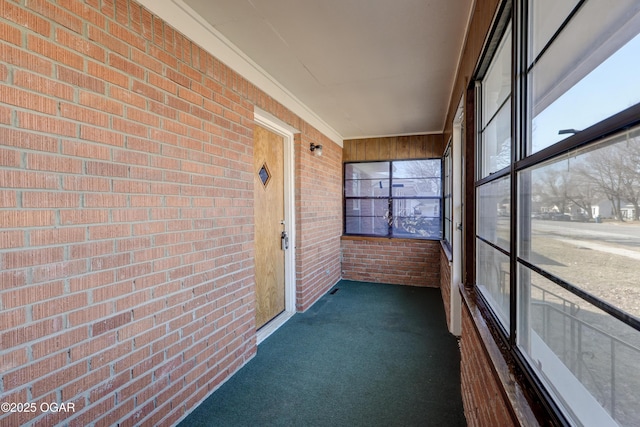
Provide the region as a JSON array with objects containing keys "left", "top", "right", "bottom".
[{"left": 592, "top": 199, "right": 637, "bottom": 219}]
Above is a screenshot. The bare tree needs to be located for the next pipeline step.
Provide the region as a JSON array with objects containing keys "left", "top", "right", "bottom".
[
  {"left": 565, "top": 166, "right": 601, "bottom": 219},
  {"left": 396, "top": 159, "right": 441, "bottom": 196},
  {"left": 575, "top": 144, "right": 626, "bottom": 221},
  {"left": 617, "top": 134, "right": 640, "bottom": 220},
  {"left": 534, "top": 165, "right": 569, "bottom": 214}
]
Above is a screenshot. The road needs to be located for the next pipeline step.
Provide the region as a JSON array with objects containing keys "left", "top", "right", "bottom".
[{"left": 531, "top": 220, "right": 640, "bottom": 250}]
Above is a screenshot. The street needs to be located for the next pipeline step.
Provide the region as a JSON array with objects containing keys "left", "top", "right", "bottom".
[{"left": 531, "top": 219, "right": 640, "bottom": 251}]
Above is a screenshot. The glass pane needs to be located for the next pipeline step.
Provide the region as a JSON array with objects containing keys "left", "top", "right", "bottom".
[
  {"left": 344, "top": 178, "right": 390, "bottom": 197},
  {"left": 345, "top": 162, "right": 390, "bottom": 197},
  {"left": 477, "top": 177, "right": 510, "bottom": 251},
  {"left": 518, "top": 267, "right": 640, "bottom": 426},
  {"left": 345, "top": 198, "right": 388, "bottom": 217},
  {"left": 392, "top": 199, "right": 441, "bottom": 239},
  {"left": 528, "top": 0, "right": 580, "bottom": 65},
  {"left": 345, "top": 213, "right": 388, "bottom": 236},
  {"left": 258, "top": 163, "right": 270, "bottom": 186},
  {"left": 393, "top": 160, "right": 441, "bottom": 178},
  {"left": 482, "top": 24, "right": 512, "bottom": 128},
  {"left": 519, "top": 125, "right": 640, "bottom": 318},
  {"left": 444, "top": 216, "right": 452, "bottom": 244},
  {"left": 345, "top": 162, "right": 390, "bottom": 179},
  {"left": 528, "top": 1, "right": 640, "bottom": 154},
  {"left": 392, "top": 178, "right": 440, "bottom": 197},
  {"left": 444, "top": 149, "right": 452, "bottom": 244},
  {"left": 476, "top": 239, "right": 510, "bottom": 328},
  {"left": 480, "top": 101, "right": 511, "bottom": 177}
]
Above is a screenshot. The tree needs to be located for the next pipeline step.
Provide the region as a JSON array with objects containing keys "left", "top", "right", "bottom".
[
  {"left": 533, "top": 164, "right": 569, "bottom": 214},
  {"left": 617, "top": 133, "right": 640, "bottom": 220},
  {"left": 575, "top": 142, "right": 627, "bottom": 221},
  {"left": 565, "top": 165, "right": 601, "bottom": 219}
]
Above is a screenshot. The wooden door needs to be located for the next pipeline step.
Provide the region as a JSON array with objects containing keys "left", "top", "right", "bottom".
[{"left": 253, "top": 125, "right": 286, "bottom": 330}]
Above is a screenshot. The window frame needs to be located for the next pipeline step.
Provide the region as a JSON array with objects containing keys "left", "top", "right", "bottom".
[
  {"left": 443, "top": 142, "right": 453, "bottom": 249},
  {"left": 474, "top": 3, "right": 514, "bottom": 337},
  {"left": 471, "top": 0, "right": 640, "bottom": 425},
  {"left": 343, "top": 158, "right": 443, "bottom": 240}
]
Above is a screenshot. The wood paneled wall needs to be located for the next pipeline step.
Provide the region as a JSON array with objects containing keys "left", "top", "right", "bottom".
[
  {"left": 343, "top": 134, "right": 445, "bottom": 162},
  {"left": 442, "top": 0, "right": 502, "bottom": 143}
]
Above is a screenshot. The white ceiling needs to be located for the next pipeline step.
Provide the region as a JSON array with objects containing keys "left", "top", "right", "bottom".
[{"left": 148, "top": 0, "right": 474, "bottom": 140}]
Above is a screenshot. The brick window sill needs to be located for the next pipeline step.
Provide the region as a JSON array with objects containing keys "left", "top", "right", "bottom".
[{"left": 459, "top": 283, "right": 544, "bottom": 426}]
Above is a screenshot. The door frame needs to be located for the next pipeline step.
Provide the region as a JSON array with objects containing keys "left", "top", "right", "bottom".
[
  {"left": 449, "top": 96, "right": 464, "bottom": 336},
  {"left": 254, "top": 110, "right": 296, "bottom": 344}
]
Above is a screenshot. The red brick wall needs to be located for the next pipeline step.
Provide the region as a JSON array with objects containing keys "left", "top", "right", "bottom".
[
  {"left": 295, "top": 133, "right": 342, "bottom": 310},
  {"left": 460, "top": 303, "right": 516, "bottom": 427},
  {"left": 440, "top": 246, "right": 452, "bottom": 329},
  {"left": 0, "top": 1, "right": 341, "bottom": 426},
  {"left": 341, "top": 237, "right": 440, "bottom": 287}
]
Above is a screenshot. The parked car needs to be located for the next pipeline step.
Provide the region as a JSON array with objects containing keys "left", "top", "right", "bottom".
[
  {"left": 550, "top": 213, "right": 571, "bottom": 221},
  {"left": 571, "top": 212, "right": 588, "bottom": 222}
]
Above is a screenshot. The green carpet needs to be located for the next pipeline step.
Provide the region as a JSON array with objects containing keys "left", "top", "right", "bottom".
[{"left": 178, "top": 280, "right": 465, "bottom": 427}]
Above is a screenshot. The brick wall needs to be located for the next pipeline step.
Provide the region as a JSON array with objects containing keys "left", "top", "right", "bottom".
[
  {"left": 341, "top": 237, "right": 440, "bottom": 287},
  {"left": 295, "top": 133, "right": 342, "bottom": 310},
  {"left": 0, "top": 1, "right": 341, "bottom": 426},
  {"left": 460, "top": 302, "right": 515, "bottom": 427},
  {"left": 440, "top": 246, "right": 452, "bottom": 329}
]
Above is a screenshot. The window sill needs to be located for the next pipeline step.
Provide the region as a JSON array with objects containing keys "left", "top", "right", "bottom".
[
  {"left": 459, "top": 283, "right": 546, "bottom": 426},
  {"left": 440, "top": 240, "right": 453, "bottom": 262},
  {"left": 341, "top": 235, "right": 439, "bottom": 244}
]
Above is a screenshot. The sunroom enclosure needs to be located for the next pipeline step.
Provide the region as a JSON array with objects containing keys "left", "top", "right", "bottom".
[{"left": 1, "top": 0, "right": 640, "bottom": 426}]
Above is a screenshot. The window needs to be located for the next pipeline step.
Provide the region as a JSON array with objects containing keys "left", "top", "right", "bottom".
[
  {"left": 344, "top": 159, "right": 442, "bottom": 239},
  {"left": 476, "top": 176, "right": 511, "bottom": 327},
  {"left": 474, "top": 1, "right": 640, "bottom": 425},
  {"left": 517, "top": 129, "right": 640, "bottom": 427},
  {"left": 519, "top": 1, "right": 640, "bottom": 425},
  {"left": 479, "top": 23, "right": 512, "bottom": 178},
  {"left": 443, "top": 143, "right": 453, "bottom": 247},
  {"left": 527, "top": 0, "right": 640, "bottom": 155},
  {"left": 476, "top": 18, "right": 512, "bottom": 330}
]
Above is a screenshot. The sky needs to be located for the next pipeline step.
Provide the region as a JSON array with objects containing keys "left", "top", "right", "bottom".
[{"left": 531, "top": 32, "right": 640, "bottom": 153}]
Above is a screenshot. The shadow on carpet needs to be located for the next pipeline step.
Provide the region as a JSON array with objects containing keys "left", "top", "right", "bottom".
[{"left": 178, "top": 280, "right": 465, "bottom": 427}]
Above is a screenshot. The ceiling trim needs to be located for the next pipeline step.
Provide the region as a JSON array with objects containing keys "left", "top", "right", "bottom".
[{"left": 135, "top": 0, "right": 344, "bottom": 146}]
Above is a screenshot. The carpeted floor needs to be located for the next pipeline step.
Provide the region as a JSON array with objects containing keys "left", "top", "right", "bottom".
[{"left": 178, "top": 280, "right": 466, "bottom": 427}]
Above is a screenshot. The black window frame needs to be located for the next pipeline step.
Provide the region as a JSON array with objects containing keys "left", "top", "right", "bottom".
[
  {"left": 343, "top": 159, "right": 443, "bottom": 240},
  {"left": 472, "top": 0, "right": 640, "bottom": 425}
]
